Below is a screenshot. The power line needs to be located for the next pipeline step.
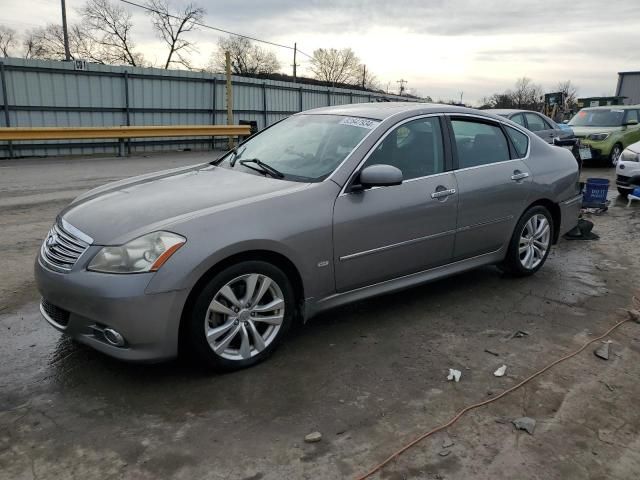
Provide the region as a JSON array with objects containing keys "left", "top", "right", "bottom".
[{"left": 119, "top": 0, "right": 314, "bottom": 59}]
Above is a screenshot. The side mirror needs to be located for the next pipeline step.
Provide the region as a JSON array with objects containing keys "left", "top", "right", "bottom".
[
  {"left": 357, "top": 164, "right": 403, "bottom": 189},
  {"left": 623, "top": 120, "right": 639, "bottom": 126}
]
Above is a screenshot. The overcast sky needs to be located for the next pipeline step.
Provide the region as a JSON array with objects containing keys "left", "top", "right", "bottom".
[{"left": 2, "top": 0, "right": 639, "bottom": 104}]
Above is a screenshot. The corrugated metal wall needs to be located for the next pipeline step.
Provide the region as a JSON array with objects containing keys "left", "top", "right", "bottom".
[{"left": 0, "top": 58, "right": 416, "bottom": 158}]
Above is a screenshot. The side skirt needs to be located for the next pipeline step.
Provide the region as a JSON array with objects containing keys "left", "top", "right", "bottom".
[{"left": 304, "top": 247, "right": 506, "bottom": 320}]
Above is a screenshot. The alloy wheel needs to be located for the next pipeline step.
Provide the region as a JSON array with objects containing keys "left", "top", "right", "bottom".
[
  {"left": 518, "top": 214, "right": 551, "bottom": 270},
  {"left": 205, "top": 273, "right": 285, "bottom": 361},
  {"left": 611, "top": 145, "right": 622, "bottom": 165}
]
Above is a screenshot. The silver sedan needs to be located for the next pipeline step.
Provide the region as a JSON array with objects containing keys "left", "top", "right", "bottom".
[{"left": 36, "top": 103, "right": 581, "bottom": 370}]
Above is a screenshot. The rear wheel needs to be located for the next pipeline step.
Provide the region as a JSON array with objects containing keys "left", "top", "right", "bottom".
[
  {"left": 185, "top": 260, "right": 295, "bottom": 371},
  {"left": 502, "top": 206, "right": 554, "bottom": 277}
]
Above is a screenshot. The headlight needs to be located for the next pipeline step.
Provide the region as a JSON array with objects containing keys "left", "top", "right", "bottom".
[
  {"left": 88, "top": 231, "right": 186, "bottom": 274},
  {"left": 587, "top": 133, "right": 609, "bottom": 141},
  {"left": 620, "top": 149, "right": 640, "bottom": 162}
]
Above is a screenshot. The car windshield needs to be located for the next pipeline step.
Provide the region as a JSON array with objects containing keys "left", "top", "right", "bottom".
[
  {"left": 215, "top": 114, "right": 379, "bottom": 182},
  {"left": 569, "top": 109, "right": 624, "bottom": 127}
]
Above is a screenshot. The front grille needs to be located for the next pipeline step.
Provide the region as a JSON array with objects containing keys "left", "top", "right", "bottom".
[
  {"left": 40, "top": 220, "right": 92, "bottom": 273},
  {"left": 41, "top": 299, "right": 70, "bottom": 327},
  {"left": 617, "top": 174, "right": 631, "bottom": 186}
]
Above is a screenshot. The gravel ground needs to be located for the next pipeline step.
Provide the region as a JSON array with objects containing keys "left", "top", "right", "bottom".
[{"left": 1, "top": 153, "right": 639, "bottom": 480}]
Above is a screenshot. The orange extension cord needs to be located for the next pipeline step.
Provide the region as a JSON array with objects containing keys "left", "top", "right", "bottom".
[{"left": 355, "top": 308, "right": 639, "bottom": 480}]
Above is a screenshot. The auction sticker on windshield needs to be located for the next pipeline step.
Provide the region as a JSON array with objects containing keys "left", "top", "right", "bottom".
[{"left": 339, "top": 117, "right": 379, "bottom": 129}]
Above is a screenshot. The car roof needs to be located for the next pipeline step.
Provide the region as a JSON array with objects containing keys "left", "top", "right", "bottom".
[
  {"left": 484, "top": 109, "right": 539, "bottom": 115},
  {"left": 301, "top": 102, "right": 492, "bottom": 121},
  {"left": 580, "top": 105, "right": 640, "bottom": 110}
]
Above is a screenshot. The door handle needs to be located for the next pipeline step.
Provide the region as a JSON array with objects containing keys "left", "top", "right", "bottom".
[
  {"left": 511, "top": 171, "right": 530, "bottom": 181},
  {"left": 431, "top": 188, "right": 456, "bottom": 199}
]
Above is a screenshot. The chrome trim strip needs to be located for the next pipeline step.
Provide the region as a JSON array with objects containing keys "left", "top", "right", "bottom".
[
  {"left": 453, "top": 158, "right": 524, "bottom": 174},
  {"left": 339, "top": 229, "right": 456, "bottom": 262},
  {"left": 61, "top": 217, "right": 94, "bottom": 245},
  {"left": 561, "top": 194, "right": 583, "bottom": 206},
  {"left": 39, "top": 302, "right": 67, "bottom": 330},
  {"left": 456, "top": 215, "right": 514, "bottom": 233}
]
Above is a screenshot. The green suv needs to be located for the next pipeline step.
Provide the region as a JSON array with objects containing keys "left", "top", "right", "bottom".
[{"left": 568, "top": 105, "right": 640, "bottom": 165}]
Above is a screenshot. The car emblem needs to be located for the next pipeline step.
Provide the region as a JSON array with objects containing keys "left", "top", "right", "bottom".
[{"left": 46, "top": 233, "right": 58, "bottom": 247}]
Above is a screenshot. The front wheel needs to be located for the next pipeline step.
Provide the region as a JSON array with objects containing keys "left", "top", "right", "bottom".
[
  {"left": 618, "top": 187, "right": 629, "bottom": 198},
  {"left": 609, "top": 144, "right": 623, "bottom": 167},
  {"left": 502, "top": 206, "right": 554, "bottom": 277},
  {"left": 185, "top": 260, "right": 295, "bottom": 371}
]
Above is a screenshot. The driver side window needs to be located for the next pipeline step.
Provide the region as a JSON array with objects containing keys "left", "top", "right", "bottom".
[{"left": 362, "top": 117, "right": 445, "bottom": 180}]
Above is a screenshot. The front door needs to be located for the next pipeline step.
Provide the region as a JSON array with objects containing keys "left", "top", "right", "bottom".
[
  {"left": 333, "top": 116, "right": 458, "bottom": 292},
  {"left": 448, "top": 117, "right": 532, "bottom": 260}
]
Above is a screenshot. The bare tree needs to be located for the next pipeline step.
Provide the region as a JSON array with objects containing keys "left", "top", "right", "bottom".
[
  {"left": 210, "top": 36, "right": 280, "bottom": 75},
  {"left": 511, "top": 77, "right": 543, "bottom": 110},
  {"left": 80, "top": 0, "right": 143, "bottom": 66},
  {"left": 556, "top": 80, "right": 578, "bottom": 109},
  {"left": 309, "top": 48, "right": 360, "bottom": 85},
  {"left": 0, "top": 26, "right": 17, "bottom": 57},
  {"left": 145, "top": 0, "right": 204, "bottom": 69},
  {"left": 21, "top": 24, "right": 104, "bottom": 63}
]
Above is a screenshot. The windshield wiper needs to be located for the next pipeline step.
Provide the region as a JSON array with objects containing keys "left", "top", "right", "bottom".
[
  {"left": 239, "top": 158, "right": 284, "bottom": 178},
  {"left": 228, "top": 145, "right": 246, "bottom": 167}
]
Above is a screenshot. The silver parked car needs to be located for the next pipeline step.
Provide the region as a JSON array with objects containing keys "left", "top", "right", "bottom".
[
  {"left": 36, "top": 104, "right": 581, "bottom": 370},
  {"left": 485, "top": 109, "right": 575, "bottom": 144}
]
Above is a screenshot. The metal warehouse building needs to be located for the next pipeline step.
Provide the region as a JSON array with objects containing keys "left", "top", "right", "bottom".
[{"left": 616, "top": 71, "right": 640, "bottom": 105}]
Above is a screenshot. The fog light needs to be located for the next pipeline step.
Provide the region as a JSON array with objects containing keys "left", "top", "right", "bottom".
[{"left": 103, "top": 328, "right": 126, "bottom": 347}]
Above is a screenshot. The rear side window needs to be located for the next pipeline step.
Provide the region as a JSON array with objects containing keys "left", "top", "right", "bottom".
[
  {"left": 524, "top": 113, "right": 547, "bottom": 132},
  {"left": 626, "top": 110, "right": 639, "bottom": 123},
  {"left": 511, "top": 113, "right": 526, "bottom": 127},
  {"left": 451, "top": 120, "right": 510, "bottom": 168},
  {"left": 505, "top": 126, "right": 529, "bottom": 158}
]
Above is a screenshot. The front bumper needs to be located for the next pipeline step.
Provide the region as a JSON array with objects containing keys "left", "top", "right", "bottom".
[
  {"left": 577, "top": 141, "right": 610, "bottom": 161},
  {"left": 616, "top": 161, "right": 640, "bottom": 190},
  {"left": 35, "top": 256, "right": 189, "bottom": 362}
]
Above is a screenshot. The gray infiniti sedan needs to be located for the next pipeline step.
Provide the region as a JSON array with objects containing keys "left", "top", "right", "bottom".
[{"left": 36, "top": 103, "right": 582, "bottom": 370}]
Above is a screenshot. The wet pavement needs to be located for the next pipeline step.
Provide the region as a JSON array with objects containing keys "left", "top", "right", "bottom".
[{"left": 1, "top": 154, "right": 640, "bottom": 480}]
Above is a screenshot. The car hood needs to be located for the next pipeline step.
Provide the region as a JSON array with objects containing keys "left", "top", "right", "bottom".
[
  {"left": 570, "top": 126, "right": 621, "bottom": 137},
  {"left": 626, "top": 140, "right": 640, "bottom": 153},
  {"left": 61, "top": 163, "right": 308, "bottom": 245}
]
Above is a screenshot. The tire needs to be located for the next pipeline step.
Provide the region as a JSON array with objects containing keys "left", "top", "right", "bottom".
[
  {"left": 185, "top": 260, "right": 295, "bottom": 371},
  {"left": 609, "top": 143, "right": 623, "bottom": 167},
  {"left": 618, "top": 187, "right": 630, "bottom": 198},
  {"left": 502, "top": 206, "right": 554, "bottom": 277}
]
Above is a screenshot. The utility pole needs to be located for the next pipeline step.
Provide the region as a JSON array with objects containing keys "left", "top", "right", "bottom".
[
  {"left": 60, "top": 0, "right": 71, "bottom": 61},
  {"left": 362, "top": 65, "right": 366, "bottom": 89},
  {"left": 291, "top": 42, "right": 298, "bottom": 82},
  {"left": 459, "top": 91, "right": 464, "bottom": 105},
  {"left": 397, "top": 79, "right": 407, "bottom": 96},
  {"left": 225, "top": 51, "right": 234, "bottom": 149}
]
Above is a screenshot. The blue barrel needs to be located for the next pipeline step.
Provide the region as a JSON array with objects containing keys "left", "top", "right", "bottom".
[{"left": 583, "top": 178, "right": 609, "bottom": 207}]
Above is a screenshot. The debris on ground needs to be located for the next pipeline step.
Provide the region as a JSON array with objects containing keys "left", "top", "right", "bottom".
[
  {"left": 512, "top": 417, "right": 536, "bottom": 435},
  {"left": 594, "top": 341, "right": 611, "bottom": 360},
  {"left": 447, "top": 369, "right": 462, "bottom": 382},
  {"left": 442, "top": 434, "right": 454, "bottom": 449},
  {"left": 599, "top": 380, "right": 615, "bottom": 392},
  {"left": 439, "top": 450, "right": 451, "bottom": 457},
  {"left": 564, "top": 218, "right": 600, "bottom": 240},
  {"left": 493, "top": 365, "right": 507, "bottom": 377},
  {"left": 304, "top": 431, "right": 322, "bottom": 443},
  {"left": 511, "top": 330, "right": 529, "bottom": 339},
  {"left": 484, "top": 348, "right": 499, "bottom": 356}
]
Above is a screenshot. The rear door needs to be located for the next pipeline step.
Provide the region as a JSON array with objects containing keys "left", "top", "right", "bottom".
[
  {"left": 525, "top": 112, "right": 556, "bottom": 143},
  {"left": 333, "top": 116, "right": 458, "bottom": 292},
  {"left": 448, "top": 116, "right": 532, "bottom": 260}
]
